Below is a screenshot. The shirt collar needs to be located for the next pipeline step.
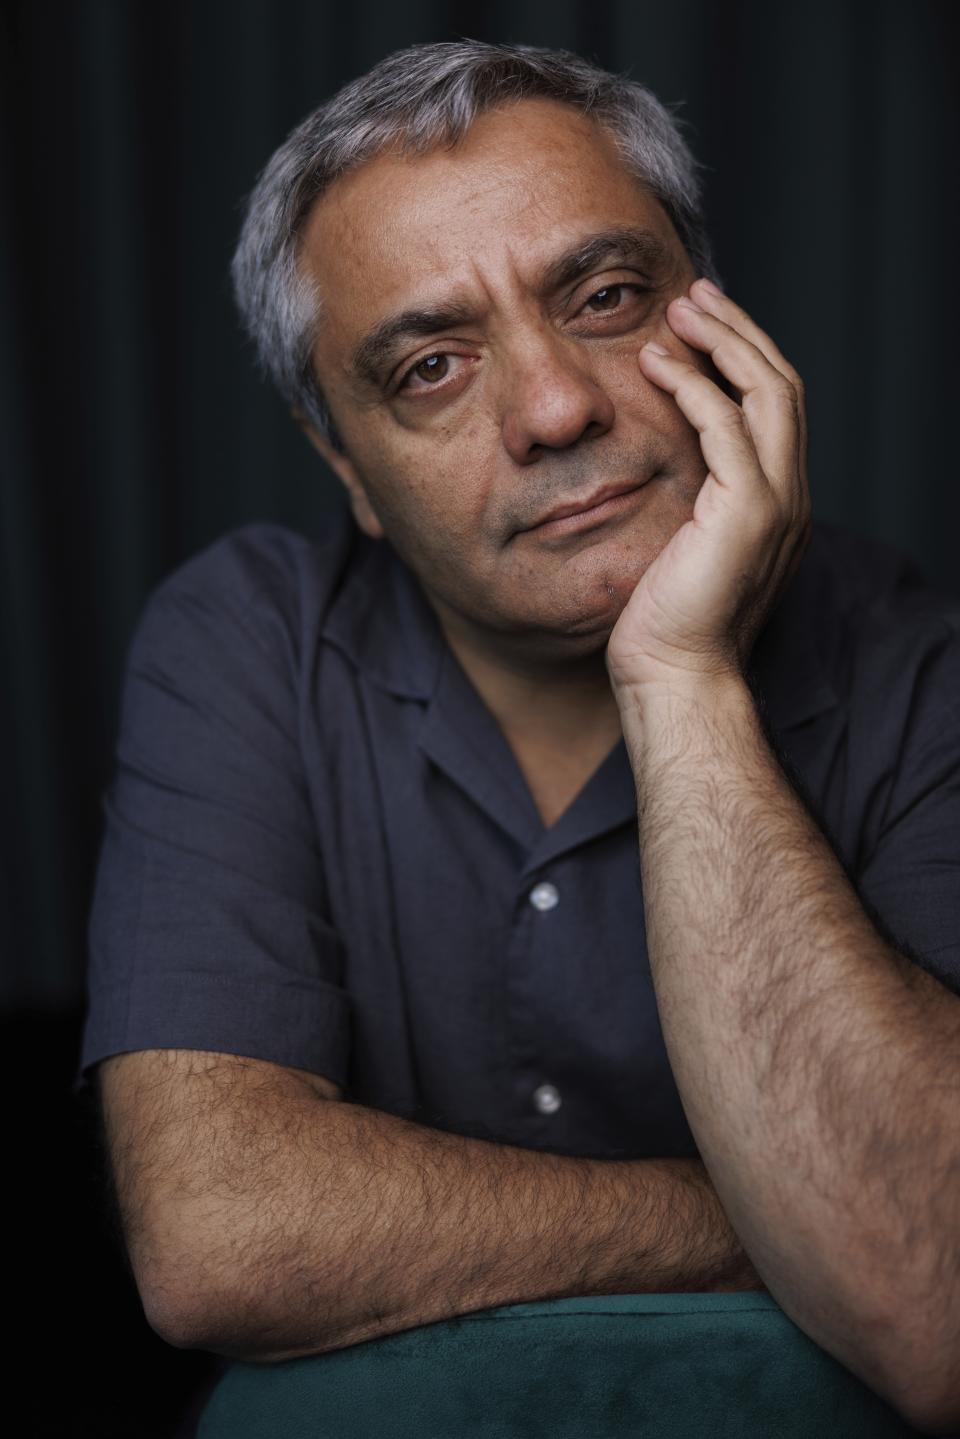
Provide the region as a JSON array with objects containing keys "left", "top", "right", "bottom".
[{"left": 319, "top": 511, "right": 444, "bottom": 702}]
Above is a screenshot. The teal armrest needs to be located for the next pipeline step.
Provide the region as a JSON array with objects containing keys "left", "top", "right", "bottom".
[{"left": 197, "top": 1290, "right": 921, "bottom": 1437}]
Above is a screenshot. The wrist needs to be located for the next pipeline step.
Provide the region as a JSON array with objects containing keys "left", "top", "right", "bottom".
[{"left": 613, "top": 671, "right": 755, "bottom": 765}]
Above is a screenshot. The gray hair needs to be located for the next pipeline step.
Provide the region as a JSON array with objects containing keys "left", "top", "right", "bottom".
[{"left": 230, "top": 40, "right": 722, "bottom": 450}]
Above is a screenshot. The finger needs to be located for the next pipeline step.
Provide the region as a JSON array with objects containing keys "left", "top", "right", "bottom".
[
  {"left": 688, "top": 279, "right": 808, "bottom": 475},
  {"left": 689, "top": 279, "right": 803, "bottom": 390},
  {"left": 638, "top": 344, "right": 771, "bottom": 506},
  {"left": 657, "top": 304, "right": 801, "bottom": 493}
]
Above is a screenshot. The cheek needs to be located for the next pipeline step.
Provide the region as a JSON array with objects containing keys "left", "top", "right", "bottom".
[
  {"left": 591, "top": 342, "right": 683, "bottom": 432},
  {"left": 348, "top": 436, "right": 495, "bottom": 559},
  {"left": 397, "top": 418, "right": 501, "bottom": 522}
]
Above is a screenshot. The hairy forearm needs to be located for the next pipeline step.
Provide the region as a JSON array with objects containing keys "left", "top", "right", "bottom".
[
  {"left": 123, "top": 1070, "right": 760, "bottom": 1363},
  {"left": 617, "top": 673, "right": 960, "bottom": 1426}
]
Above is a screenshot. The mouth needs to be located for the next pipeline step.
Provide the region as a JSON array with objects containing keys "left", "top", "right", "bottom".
[{"left": 521, "top": 475, "right": 657, "bottom": 539}]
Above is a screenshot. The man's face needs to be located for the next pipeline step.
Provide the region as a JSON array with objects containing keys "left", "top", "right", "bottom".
[{"left": 300, "top": 97, "right": 714, "bottom": 664}]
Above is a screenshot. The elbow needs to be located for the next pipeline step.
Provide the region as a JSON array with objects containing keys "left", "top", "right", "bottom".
[
  {"left": 136, "top": 1253, "right": 341, "bottom": 1363},
  {"left": 141, "top": 1280, "right": 274, "bottom": 1359},
  {"left": 138, "top": 1265, "right": 228, "bottom": 1354},
  {"left": 130, "top": 1237, "right": 245, "bottom": 1354}
]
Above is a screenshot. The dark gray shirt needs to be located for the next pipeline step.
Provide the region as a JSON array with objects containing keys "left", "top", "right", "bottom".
[{"left": 76, "top": 505, "right": 960, "bottom": 1160}]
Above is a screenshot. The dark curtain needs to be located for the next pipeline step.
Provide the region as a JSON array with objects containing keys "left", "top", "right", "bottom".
[{"left": 2, "top": 2, "right": 957, "bottom": 1434}]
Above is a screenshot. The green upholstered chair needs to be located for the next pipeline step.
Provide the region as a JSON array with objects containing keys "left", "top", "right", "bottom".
[{"left": 196, "top": 1290, "right": 923, "bottom": 1436}]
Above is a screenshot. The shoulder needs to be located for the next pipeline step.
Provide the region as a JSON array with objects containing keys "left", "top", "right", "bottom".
[
  {"left": 127, "top": 507, "right": 361, "bottom": 671},
  {"left": 146, "top": 507, "right": 359, "bottom": 627},
  {"left": 805, "top": 519, "right": 960, "bottom": 736},
  {"left": 805, "top": 520, "right": 955, "bottom": 623}
]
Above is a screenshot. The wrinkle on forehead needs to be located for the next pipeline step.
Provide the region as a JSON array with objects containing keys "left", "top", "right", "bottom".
[{"left": 300, "top": 98, "right": 680, "bottom": 381}]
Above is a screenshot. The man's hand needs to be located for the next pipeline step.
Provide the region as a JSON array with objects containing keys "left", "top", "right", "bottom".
[{"left": 605, "top": 277, "right": 812, "bottom": 696}]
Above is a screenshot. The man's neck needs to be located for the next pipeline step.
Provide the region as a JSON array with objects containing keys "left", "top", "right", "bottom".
[{"left": 430, "top": 600, "right": 625, "bottom": 763}]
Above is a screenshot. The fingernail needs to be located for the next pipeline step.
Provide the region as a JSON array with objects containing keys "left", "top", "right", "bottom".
[
  {"left": 644, "top": 342, "right": 669, "bottom": 355},
  {"left": 675, "top": 296, "right": 703, "bottom": 313},
  {"left": 696, "top": 278, "right": 723, "bottom": 298}
]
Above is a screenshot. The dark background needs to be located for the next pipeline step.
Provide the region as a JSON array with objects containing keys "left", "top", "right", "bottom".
[{"left": 2, "top": 1, "right": 958, "bottom": 1434}]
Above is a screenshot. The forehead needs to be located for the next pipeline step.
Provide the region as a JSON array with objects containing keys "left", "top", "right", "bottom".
[{"left": 299, "top": 98, "right": 679, "bottom": 351}]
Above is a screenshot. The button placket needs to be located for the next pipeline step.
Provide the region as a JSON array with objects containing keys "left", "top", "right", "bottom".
[{"left": 522, "top": 880, "right": 562, "bottom": 1119}]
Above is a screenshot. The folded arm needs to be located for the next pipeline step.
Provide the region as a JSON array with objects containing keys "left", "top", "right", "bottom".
[{"left": 97, "top": 1046, "right": 763, "bottom": 1365}]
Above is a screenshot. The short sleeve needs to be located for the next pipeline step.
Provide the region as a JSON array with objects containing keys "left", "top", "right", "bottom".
[
  {"left": 74, "top": 528, "right": 352, "bottom": 1094},
  {"left": 854, "top": 610, "right": 960, "bottom": 997}
]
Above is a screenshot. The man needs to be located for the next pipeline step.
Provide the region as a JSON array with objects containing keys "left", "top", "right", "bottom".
[{"left": 77, "top": 41, "right": 960, "bottom": 1432}]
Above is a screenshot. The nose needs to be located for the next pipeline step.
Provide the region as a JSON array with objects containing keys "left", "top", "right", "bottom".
[{"left": 500, "top": 330, "right": 615, "bottom": 465}]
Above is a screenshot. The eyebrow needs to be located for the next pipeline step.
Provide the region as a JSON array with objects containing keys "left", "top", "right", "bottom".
[
  {"left": 349, "top": 301, "right": 478, "bottom": 387},
  {"left": 347, "top": 225, "right": 671, "bottom": 386},
  {"left": 539, "top": 225, "right": 671, "bottom": 296}
]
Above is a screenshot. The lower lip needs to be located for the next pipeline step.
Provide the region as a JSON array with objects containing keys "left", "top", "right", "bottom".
[{"left": 527, "top": 480, "right": 653, "bottom": 538}]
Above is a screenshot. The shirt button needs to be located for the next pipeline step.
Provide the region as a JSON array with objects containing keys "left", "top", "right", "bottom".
[
  {"left": 529, "top": 881, "right": 559, "bottom": 911},
  {"left": 533, "top": 1083, "right": 562, "bottom": 1115}
]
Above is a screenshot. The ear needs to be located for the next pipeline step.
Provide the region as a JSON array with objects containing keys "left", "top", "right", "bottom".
[{"left": 291, "top": 409, "right": 386, "bottom": 541}]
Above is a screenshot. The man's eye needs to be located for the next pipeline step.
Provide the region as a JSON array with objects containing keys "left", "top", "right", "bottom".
[
  {"left": 399, "top": 353, "right": 451, "bottom": 389},
  {"left": 583, "top": 283, "right": 648, "bottom": 313}
]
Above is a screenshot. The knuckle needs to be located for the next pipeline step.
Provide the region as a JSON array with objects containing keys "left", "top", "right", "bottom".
[
  {"left": 759, "top": 489, "right": 781, "bottom": 530},
  {"left": 773, "top": 375, "right": 800, "bottom": 408},
  {"left": 714, "top": 396, "right": 747, "bottom": 431},
  {"left": 673, "top": 374, "right": 702, "bottom": 407},
  {"left": 753, "top": 377, "right": 801, "bottom": 420}
]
